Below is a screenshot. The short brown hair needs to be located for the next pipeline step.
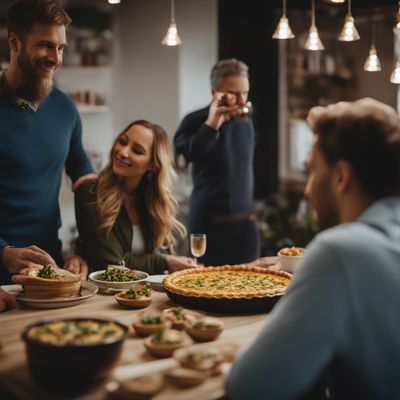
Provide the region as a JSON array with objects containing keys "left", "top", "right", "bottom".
[
  {"left": 210, "top": 58, "right": 249, "bottom": 90},
  {"left": 7, "top": 0, "right": 71, "bottom": 37},
  {"left": 308, "top": 98, "right": 400, "bottom": 198}
]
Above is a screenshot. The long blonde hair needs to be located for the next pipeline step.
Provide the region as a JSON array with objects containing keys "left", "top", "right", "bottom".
[{"left": 95, "top": 120, "right": 186, "bottom": 252}]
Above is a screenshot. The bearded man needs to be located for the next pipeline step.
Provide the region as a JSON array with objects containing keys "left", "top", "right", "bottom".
[
  {"left": 0, "top": 0, "right": 95, "bottom": 286},
  {"left": 227, "top": 98, "right": 400, "bottom": 399}
]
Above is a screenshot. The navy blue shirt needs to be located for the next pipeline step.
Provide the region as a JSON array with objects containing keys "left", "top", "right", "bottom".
[
  {"left": 0, "top": 86, "right": 93, "bottom": 282},
  {"left": 174, "top": 106, "right": 254, "bottom": 220}
]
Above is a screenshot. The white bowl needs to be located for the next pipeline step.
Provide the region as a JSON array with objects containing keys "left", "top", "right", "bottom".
[
  {"left": 88, "top": 268, "right": 148, "bottom": 293},
  {"left": 277, "top": 248, "right": 305, "bottom": 273},
  {"left": 145, "top": 274, "right": 167, "bottom": 292}
]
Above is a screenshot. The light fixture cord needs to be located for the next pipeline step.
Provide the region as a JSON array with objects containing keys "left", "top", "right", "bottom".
[
  {"left": 372, "top": 23, "right": 375, "bottom": 47},
  {"left": 283, "top": 0, "right": 287, "bottom": 16},
  {"left": 348, "top": 0, "right": 351, "bottom": 16},
  {"left": 311, "top": 0, "right": 315, "bottom": 27},
  {"left": 171, "top": 0, "right": 175, "bottom": 22}
]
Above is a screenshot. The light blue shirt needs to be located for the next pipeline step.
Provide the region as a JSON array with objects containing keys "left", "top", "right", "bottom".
[{"left": 227, "top": 197, "right": 400, "bottom": 399}]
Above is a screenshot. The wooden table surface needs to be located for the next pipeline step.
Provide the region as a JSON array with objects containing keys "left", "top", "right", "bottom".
[{"left": 0, "top": 285, "right": 270, "bottom": 400}]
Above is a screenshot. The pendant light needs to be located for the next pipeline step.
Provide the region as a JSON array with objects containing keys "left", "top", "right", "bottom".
[
  {"left": 391, "top": 2, "right": 400, "bottom": 83},
  {"left": 364, "top": 26, "right": 381, "bottom": 72},
  {"left": 330, "top": 0, "right": 345, "bottom": 3},
  {"left": 338, "top": 0, "right": 360, "bottom": 41},
  {"left": 108, "top": 0, "right": 121, "bottom": 4},
  {"left": 162, "top": 0, "right": 182, "bottom": 46},
  {"left": 272, "top": 0, "right": 295, "bottom": 39},
  {"left": 304, "top": 0, "right": 324, "bottom": 51}
]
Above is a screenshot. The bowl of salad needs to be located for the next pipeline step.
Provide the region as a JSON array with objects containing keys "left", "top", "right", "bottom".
[{"left": 88, "top": 265, "right": 148, "bottom": 293}]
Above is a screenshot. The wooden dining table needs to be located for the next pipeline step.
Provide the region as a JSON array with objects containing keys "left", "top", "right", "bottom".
[{"left": 0, "top": 283, "right": 271, "bottom": 400}]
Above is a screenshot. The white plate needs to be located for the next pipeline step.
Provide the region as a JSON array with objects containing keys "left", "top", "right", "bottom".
[
  {"left": 88, "top": 268, "right": 149, "bottom": 294},
  {"left": 2, "top": 281, "right": 98, "bottom": 309},
  {"left": 145, "top": 274, "right": 167, "bottom": 292}
]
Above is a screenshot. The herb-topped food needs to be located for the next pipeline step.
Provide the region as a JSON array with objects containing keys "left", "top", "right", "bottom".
[
  {"left": 132, "top": 312, "right": 170, "bottom": 336},
  {"left": 163, "top": 265, "right": 292, "bottom": 299},
  {"left": 162, "top": 307, "right": 203, "bottom": 329},
  {"left": 26, "top": 319, "right": 126, "bottom": 345},
  {"left": 96, "top": 267, "right": 146, "bottom": 282},
  {"left": 185, "top": 316, "right": 224, "bottom": 341},
  {"left": 144, "top": 328, "right": 192, "bottom": 358},
  {"left": 115, "top": 285, "right": 152, "bottom": 308},
  {"left": 21, "top": 266, "right": 81, "bottom": 299}
]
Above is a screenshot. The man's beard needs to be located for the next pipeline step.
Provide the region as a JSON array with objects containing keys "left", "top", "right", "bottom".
[{"left": 16, "top": 47, "right": 54, "bottom": 104}]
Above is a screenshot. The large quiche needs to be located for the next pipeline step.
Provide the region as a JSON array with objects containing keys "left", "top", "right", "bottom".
[{"left": 163, "top": 265, "right": 291, "bottom": 300}]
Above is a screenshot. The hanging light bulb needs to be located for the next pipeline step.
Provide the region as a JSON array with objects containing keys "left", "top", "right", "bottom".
[
  {"left": 330, "top": 0, "right": 345, "bottom": 3},
  {"left": 338, "top": 0, "right": 360, "bottom": 41},
  {"left": 304, "top": 0, "right": 324, "bottom": 51},
  {"left": 107, "top": 0, "right": 121, "bottom": 4},
  {"left": 272, "top": 0, "right": 295, "bottom": 39},
  {"left": 364, "top": 26, "right": 381, "bottom": 72},
  {"left": 390, "top": 59, "right": 400, "bottom": 84},
  {"left": 162, "top": 0, "right": 182, "bottom": 46}
]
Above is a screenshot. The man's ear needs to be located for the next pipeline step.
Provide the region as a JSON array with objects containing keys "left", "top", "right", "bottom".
[
  {"left": 334, "top": 160, "right": 353, "bottom": 194},
  {"left": 8, "top": 32, "right": 21, "bottom": 53}
]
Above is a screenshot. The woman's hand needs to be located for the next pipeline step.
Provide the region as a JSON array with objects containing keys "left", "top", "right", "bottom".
[
  {"left": 64, "top": 255, "right": 89, "bottom": 280},
  {"left": 165, "top": 255, "right": 197, "bottom": 273}
]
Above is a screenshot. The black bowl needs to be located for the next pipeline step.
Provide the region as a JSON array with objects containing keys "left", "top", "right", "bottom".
[{"left": 22, "top": 318, "right": 128, "bottom": 395}]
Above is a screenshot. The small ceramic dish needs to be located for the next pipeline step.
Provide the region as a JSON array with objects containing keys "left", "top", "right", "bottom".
[
  {"left": 184, "top": 316, "right": 224, "bottom": 341},
  {"left": 277, "top": 247, "right": 305, "bottom": 273},
  {"left": 145, "top": 274, "right": 167, "bottom": 292},
  {"left": 144, "top": 329, "right": 192, "bottom": 358},
  {"left": 162, "top": 307, "right": 204, "bottom": 330},
  {"left": 132, "top": 311, "right": 170, "bottom": 337},
  {"left": 114, "top": 285, "right": 152, "bottom": 308},
  {"left": 164, "top": 367, "right": 209, "bottom": 387}
]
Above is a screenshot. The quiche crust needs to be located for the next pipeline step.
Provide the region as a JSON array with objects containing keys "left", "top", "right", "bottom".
[{"left": 163, "top": 265, "right": 292, "bottom": 299}]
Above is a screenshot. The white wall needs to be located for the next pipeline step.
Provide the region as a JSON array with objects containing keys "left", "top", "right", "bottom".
[{"left": 111, "top": 0, "right": 217, "bottom": 138}]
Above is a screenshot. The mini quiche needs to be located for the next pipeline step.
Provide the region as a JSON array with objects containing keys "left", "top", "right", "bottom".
[
  {"left": 184, "top": 316, "right": 224, "bottom": 341},
  {"left": 144, "top": 328, "right": 192, "bottom": 358},
  {"left": 162, "top": 307, "right": 204, "bottom": 329},
  {"left": 132, "top": 311, "right": 170, "bottom": 337},
  {"left": 163, "top": 265, "right": 292, "bottom": 299},
  {"left": 22, "top": 265, "right": 81, "bottom": 299},
  {"left": 115, "top": 285, "right": 152, "bottom": 308}
]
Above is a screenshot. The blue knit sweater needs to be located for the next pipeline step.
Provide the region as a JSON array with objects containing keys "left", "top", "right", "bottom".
[{"left": 0, "top": 86, "right": 92, "bottom": 283}]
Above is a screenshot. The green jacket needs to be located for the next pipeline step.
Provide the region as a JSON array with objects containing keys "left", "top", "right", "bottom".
[{"left": 74, "top": 180, "right": 167, "bottom": 274}]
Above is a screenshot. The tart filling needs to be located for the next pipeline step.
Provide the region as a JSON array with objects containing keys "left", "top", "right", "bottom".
[{"left": 163, "top": 265, "right": 292, "bottom": 299}]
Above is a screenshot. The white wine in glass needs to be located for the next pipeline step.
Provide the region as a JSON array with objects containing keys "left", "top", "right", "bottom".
[{"left": 190, "top": 233, "right": 206, "bottom": 263}]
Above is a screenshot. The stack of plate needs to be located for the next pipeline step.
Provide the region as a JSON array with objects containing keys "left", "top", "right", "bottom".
[{"left": 145, "top": 275, "right": 166, "bottom": 292}]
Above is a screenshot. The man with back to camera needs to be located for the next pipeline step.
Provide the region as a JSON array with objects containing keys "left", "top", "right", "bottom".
[
  {"left": 227, "top": 98, "right": 400, "bottom": 399},
  {"left": 174, "top": 58, "right": 260, "bottom": 266},
  {"left": 0, "top": 0, "right": 95, "bottom": 286}
]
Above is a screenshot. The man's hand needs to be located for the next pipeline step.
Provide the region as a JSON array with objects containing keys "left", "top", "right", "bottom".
[
  {"left": 72, "top": 173, "right": 97, "bottom": 192},
  {"left": 0, "top": 287, "right": 17, "bottom": 312},
  {"left": 246, "top": 256, "right": 280, "bottom": 270},
  {"left": 2, "top": 246, "right": 56, "bottom": 274},
  {"left": 205, "top": 92, "right": 239, "bottom": 130},
  {"left": 166, "top": 255, "right": 197, "bottom": 273},
  {"left": 64, "top": 255, "right": 88, "bottom": 280}
]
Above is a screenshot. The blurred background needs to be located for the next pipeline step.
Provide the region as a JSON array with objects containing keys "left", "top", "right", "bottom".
[{"left": 0, "top": 0, "right": 398, "bottom": 256}]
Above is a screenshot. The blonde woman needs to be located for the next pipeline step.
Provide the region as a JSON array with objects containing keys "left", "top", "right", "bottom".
[{"left": 73, "top": 120, "right": 196, "bottom": 276}]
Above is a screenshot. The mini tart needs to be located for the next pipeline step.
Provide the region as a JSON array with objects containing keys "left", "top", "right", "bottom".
[
  {"left": 184, "top": 316, "right": 224, "bottom": 341},
  {"left": 114, "top": 286, "right": 152, "bottom": 309},
  {"left": 132, "top": 312, "right": 170, "bottom": 337},
  {"left": 163, "top": 265, "right": 292, "bottom": 299},
  {"left": 174, "top": 345, "right": 223, "bottom": 371},
  {"left": 144, "top": 329, "right": 192, "bottom": 358},
  {"left": 117, "top": 373, "right": 165, "bottom": 398},
  {"left": 164, "top": 367, "right": 209, "bottom": 387},
  {"left": 162, "top": 307, "right": 204, "bottom": 329},
  {"left": 22, "top": 266, "right": 81, "bottom": 299}
]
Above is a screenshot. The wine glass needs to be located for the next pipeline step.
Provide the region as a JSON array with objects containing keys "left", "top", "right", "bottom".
[{"left": 190, "top": 233, "right": 207, "bottom": 264}]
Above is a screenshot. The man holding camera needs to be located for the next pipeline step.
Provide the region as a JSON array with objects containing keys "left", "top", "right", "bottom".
[{"left": 174, "top": 58, "right": 260, "bottom": 266}]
